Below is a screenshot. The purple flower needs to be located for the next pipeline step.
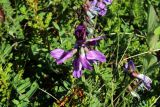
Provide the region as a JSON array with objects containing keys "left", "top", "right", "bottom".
[
  {"left": 125, "top": 60, "right": 136, "bottom": 72},
  {"left": 85, "top": 0, "right": 113, "bottom": 17},
  {"left": 72, "top": 47, "right": 106, "bottom": 78},
  {"left": 50, "top": 49, "right": 77, "bottom": 64},
  {"left": 50, "top": 35, "right": 106, "bottom": 78},
  {"left": 125, "top": 60, "right": 152, "bottom": 91},
  {"left": 50, "top": 23, "right": 106, "bottom": 78},
  {"left": 137, "top": 74, "right": 152, "bottom": 90},
  {"left": 97, "top": 1, "right": 107, "bottom": 16},
  {"left": 85, "top": 0, "right": 112, "bottom": 18}
]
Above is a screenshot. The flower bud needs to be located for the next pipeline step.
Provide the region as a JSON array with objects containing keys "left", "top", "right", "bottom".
[{"left": 75, "top": 23, "right": 87, "bottom": 41}]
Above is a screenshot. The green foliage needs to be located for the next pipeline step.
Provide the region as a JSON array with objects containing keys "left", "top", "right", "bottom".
[
  {"left": 0, "top": 0, "right": 160, "bottom": 106},
  {"left": 0, "top": 42, "right": 12, "bottom": 63},
  {"left": 0, "top": 63, "right": 12, "bottom": 105},
  {"left": 12, "top": 76, "right": 39, "bottom": 106}
]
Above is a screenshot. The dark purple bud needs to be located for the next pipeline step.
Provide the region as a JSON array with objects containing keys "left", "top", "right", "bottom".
[
  {"left": 75, "top": 24, "right": 87, "bottom": 41},
  {"left": 125, "top": 60, "right": 136, "bottom": 72}
]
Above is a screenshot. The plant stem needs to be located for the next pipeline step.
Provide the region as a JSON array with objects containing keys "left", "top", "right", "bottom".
[
  {"left": 38, "top": 88, "right": 58, "bottom": 101},
  {"left": 123, "top": 48, "right": 160, "bottom": 61}
]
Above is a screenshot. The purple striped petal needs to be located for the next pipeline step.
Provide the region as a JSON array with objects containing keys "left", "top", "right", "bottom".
[
  {"left": 137, "top": 74, "right": 152, "bottom": 90},
  {"left": 86, "top": 50, "right": 106, "bottom": 62},
  {"left": 98, "top": 8, "right": 107, "bottom": 16},
  {"left": 103, "top": 0, "right": 112, "bottom": 4},
  {"left": 50, "top": 49, "right": 65, "bottom": 60},
  {"left": 86, "top": 36, "right": 105, "bottom": 46},
  {"left": 97, "top": 1, "right": 106, "bottom": 9},
  {"left": 80, "top": 54, "right": 92, "bottom": 70},
  {"left": 97, "top": 1, "right": 107, "bottom": 16},
  {"left": 72, "top": 58, "right": 82, "bottom": 78},
  {"left": 56, "top": 49, "right": 77, "bottom": 64}
]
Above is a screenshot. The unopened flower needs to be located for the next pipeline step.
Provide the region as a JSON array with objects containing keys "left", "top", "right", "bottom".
[
  {"left": 74, "top": 23, "right": 87, "bottom": 41},
  {"left": 124, "top": 60, "right": 136, "bottom": 73},
  {"left": 125, "top": 60, "right": 152, "bottom": 91}
]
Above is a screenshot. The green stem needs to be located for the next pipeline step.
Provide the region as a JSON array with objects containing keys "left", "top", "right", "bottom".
[
  {"left": 123, "top": 48, "right": 160, "bottom": 61},
  {"left": 38, "top": 88, "right": 58, "bottom": 101},
  {"left": 118, "top": 35, "right": 133, "bottom": 65}
]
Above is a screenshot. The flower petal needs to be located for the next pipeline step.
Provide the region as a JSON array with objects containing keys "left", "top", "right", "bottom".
[
  {"left": 50, "top": 49, "right": 65, "bottom": 60},
  {"left": 103, "top": 0, "right": 113, "bottom": 4},
  {"left": 97, "top": 1, "right": 106, "bottom": 9},
  {"left": 86, "top": 36, "right": 105, "bottom": 46},
  {"left": 98, "top": 8, "right": 107, "bottom": 16},
  {"left": 56, "top": 49, "right": 77, "bottom": 64},
  {"left": 72, "top": 58, "right": 82, "bottom": 78},
  {"left": 86, "top": 50, "right": 106, "bottom": 62},
  {"left": 80, "top": 54, "right": 92, "bottom": 70},
  {"left": 91, "top": 0, "right": 98, "bottom": 6},
  {"left": 97, "top": 1, "right": 107, "bottom": 16},
  {"left": 137, "top": 74, "right": 152, "bottom": 90}
]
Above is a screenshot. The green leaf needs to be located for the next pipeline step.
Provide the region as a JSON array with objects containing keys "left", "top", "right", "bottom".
[
  {"left": 143, "top": 54, "right": 157, "bottom": 72},
  {"left": 19, "top": 94, "right": 28, "bottom": 101},
  {"left": 0, "top": 43, "right": 12, "bottom": 63},
  {"left": 12, "top": 99, "right": 19, "bottom": 105},
  {"left": 18, "top": 101, "right": 29, "bottom": 107},
  {"left": 17, "top": 80, "right": 31, "bottom": 93},
  {"left": 154, "top": 26, "right": 160, "bottom": 36},
  {"left": 25, "top": 82, "right": 39, "bottom": 99},
  {"left": 53, "top": 22, "right": 60, "bottom": 31},
  {"left": 147, "top": 5, "right": 159, "bottom": 34},
  {"left": 147, "top": 34, "right": 159, "bottom": 50}
]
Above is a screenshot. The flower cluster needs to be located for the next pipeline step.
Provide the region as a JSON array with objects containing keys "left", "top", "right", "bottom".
[
  {"left": 83, "top": 0, "right": 113, "bottom": 35},
  {"left": 125, "top": 60, "right": 152, "bottom": 91},
  {"left": 84, "top": 0, "right": 112, "bottom": 17},
  {"left": 51, "top": 23, "right": 106, "bottom": 78},
  {"left": 50, "top": 0, "right": 113, "bottom": 78}
]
